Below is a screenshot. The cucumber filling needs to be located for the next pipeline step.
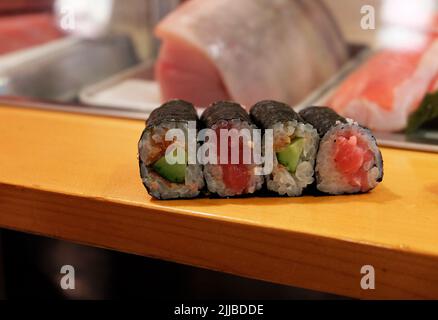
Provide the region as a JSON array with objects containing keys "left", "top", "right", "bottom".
[
  {"left": 153, "top": 149, "right": 187, "bottom": 184},
  {"left": 276, "top": 138, "right": 304, "bottom": 173}
]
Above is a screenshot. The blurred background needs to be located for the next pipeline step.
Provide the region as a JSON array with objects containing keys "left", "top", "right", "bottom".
[
  {"left": 0, "top": 0, "right": 436, "bottom": 119},
  {"left": 0, "top": 0, "right": 437, "bottom": 299},
  {"left": 0, "top": 0, "right": 175, "bottom": 107},
  {"left": 0, "top": 0, "right": 435, "bottom": 115}
]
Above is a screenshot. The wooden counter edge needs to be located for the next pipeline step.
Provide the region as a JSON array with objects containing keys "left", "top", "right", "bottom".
[{"left": 0, "top": 182, "right": 437, "bottom": 299}]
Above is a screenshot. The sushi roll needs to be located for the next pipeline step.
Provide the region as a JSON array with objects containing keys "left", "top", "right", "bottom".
[
  {"left": 299, "top": 106, "right": 384, "bottom": 195},
  {"left": 201, "top": 101, "right": 264, "bottom": 197},
  {"left": 138, "top": 100, "right": 204, "bottom": 199},
  {"left": 250, "top": 100, "right": 319, "bottom": 196}
]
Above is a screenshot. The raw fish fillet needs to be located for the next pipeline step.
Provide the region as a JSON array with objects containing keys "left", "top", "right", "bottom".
[
  {"left": 0, "top": 1, "right": 52, "bottom": 12},
  {"left": 327, "top": 39, "right": 438, "bottom": 132},
  {"left": 0, "top": 14, "right": 63, "bottom": 55},
  {"left": 430, "top": 74, "right": 438, "bottom": 93},
  {"left": 155, "top": 0, "right": 348, "bottom": 108}
]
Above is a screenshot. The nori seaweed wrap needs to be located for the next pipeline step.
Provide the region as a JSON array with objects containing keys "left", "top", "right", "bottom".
[
  {"left": 146, "top": 99, "right": 199, "bottom": 129},
  {"left": 299, "top": 106, "right": 346, "bottom": 138},
  {"left": 299, "top": 106, "right": 384, "bottom": 194},
  {"left": 138, "top": 100, "right": 204, "bottom": 199},
  {"left": 250, "top": 101, "right": 319, "bottom": 196},
  {"left": 201, "top": 101, "right": 251, "bottom": 128},
  {"left": 200, "top": 101, "right": 263, "bottom": 197}
]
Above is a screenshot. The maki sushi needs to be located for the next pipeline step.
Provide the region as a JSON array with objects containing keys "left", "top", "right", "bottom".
[
  {"left": 299, "top": 106, "right": 384, "bottom": 195},
  {"left": 200, "top": 101, "right": 264, "bottom": 197},
  {"left": 138, "top": 100, "right": 204, "bottom": 199},
  {"left": 250, "top": 101, "right": 319, "bottom": 196},
  {"left": 138, "top": 100, "right": 384, "bottom": 199}
]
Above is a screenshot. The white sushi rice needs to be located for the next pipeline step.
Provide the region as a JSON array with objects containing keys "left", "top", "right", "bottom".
[
  {"left": 203, "top": 120, "right": 264, "bottom": 197},
  {"left": 138, "top": 121, "right": 204, "bottom": 199},
  {"left": 316, "top": 123, "right": 382, "bottom": 195},
  {"left": 266, "top": 121, "right": 319, "bottom": 196}
]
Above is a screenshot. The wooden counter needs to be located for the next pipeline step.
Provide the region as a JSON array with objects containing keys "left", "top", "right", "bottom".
[{"left": 0, "top": 105, "right": 437, "bottom": 299}]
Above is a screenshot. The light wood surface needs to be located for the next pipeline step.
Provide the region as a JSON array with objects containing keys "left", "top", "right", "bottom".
[{"left": 1, "top": 105, "right": 438, "bottom": 299}]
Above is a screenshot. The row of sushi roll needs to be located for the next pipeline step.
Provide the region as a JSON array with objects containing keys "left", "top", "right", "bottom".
[{"left": 138, "top": 100, "right": 383, "bottom": 200}]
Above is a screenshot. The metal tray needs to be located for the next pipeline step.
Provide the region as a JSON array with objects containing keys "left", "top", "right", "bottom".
[
  {"left": 79, "top": 61, "right": 159, "bottom": 116},
  {"left": 0, "top": 35, "right": 139, "bottom": 102}
]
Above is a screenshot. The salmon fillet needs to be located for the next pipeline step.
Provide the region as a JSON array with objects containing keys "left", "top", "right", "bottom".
[
  {"left": 327, "top": 39, "right": 438, "bottom": 132},
  {"left": 430, "top": 74, "right": 438, "bottom": 92}
]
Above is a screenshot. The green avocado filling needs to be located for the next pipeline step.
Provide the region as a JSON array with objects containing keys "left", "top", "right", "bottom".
[
  {"left": 276, "top": 138, "right": 304, "bottom": 174},
  {"left": 153, "top": 149, "right": 187, "bottom": 184}
]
